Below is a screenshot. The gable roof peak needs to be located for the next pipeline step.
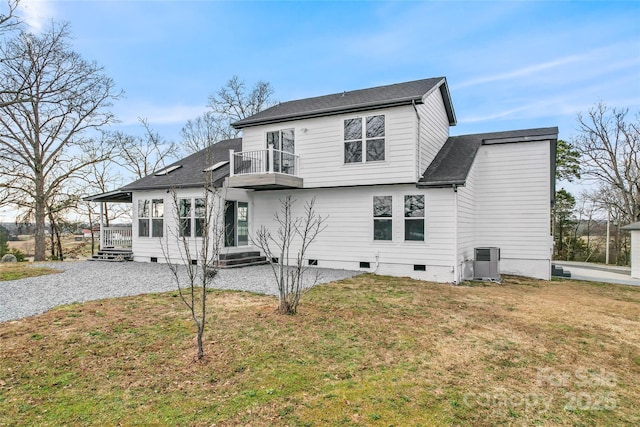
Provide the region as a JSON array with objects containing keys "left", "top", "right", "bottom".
[{"left": 233, "top": 76, "right": 455, "bottom": 128}]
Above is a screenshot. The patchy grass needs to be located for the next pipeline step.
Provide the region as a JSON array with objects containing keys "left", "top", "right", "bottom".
[
  {"left": 0, "top": 263, "right": 61, "bottom": 281},
  {"left": 0, "top": 274, "right": 638, "bottom": 426}
]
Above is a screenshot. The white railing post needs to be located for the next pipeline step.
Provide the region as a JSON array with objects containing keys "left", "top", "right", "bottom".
[
  {"left": 268, "top": 146, "right": 274, "bottom": 173},
  {"left": 229, "top": 149, "right": 235, "bottom": 177},
  {"left": 99, "top": 202, "right": 104, "bottom": 250}
]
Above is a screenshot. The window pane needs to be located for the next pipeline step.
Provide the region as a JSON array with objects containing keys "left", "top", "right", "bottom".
[
  {"left": 374, "top": 219, "right": 392, "bottom": 241},
  {"left": 373, "top": 196, "right": 392, "bottom": 217},
  {"left": 344, "top": 141, "right": 362, "bottom": 163},
  {"left": 366, "top": 115, "right": 385, "bottom": 138},
  {"left": 344, "top": 118, "right": 362, "bottom": 140},
  {"left": 405, "top": 219, "right": 424, "bottom": 241},
  {"left": 195, "top": 218, "right": 205, "bottom": 237},
  {"left": 281, "top": 129, "right": 295, "bottom": 154},
  {"left": 152, "top": 199, "right": 164, "bottom": 218},
  {"left": 267, "top": 131, "right": 280, "bottom": 149},
  {"left": 152, "top": 219, "right": 163, "bottom": 237},
  {"left": 138, "top": 219, "right": 149, "bottom": 237},
  {"left": 366, "top": 139, "right": 385, "bottom": 161},
  {"left": 194, "top": 198, "right": 205, "bottom": 218},
  {"left": 178, "top": 199, "right": 191, "bottom": 218},
  {"left": 180, "top": 218, "right": 191, "bottom": 237},
  {"left": 404, "top": 195, "right": 425, "bottom": 217},
  {"left": 138, "top": 200, "right": 149, "bottom": 218}
]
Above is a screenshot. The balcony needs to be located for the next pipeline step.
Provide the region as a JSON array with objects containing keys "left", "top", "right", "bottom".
[{"left": 228, "top": 148, "right": 304, "bottom": 190}]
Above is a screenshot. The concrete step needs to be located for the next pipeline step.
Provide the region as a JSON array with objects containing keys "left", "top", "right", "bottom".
[
  {"left": 218, "top": 251, "right": 261, "bottom": 261},
  {"left": 215, "top": 254, "right": 269, "bottom": 269},
  {"left": 89, "top": 250, "right": 134, "bottom": 262}
]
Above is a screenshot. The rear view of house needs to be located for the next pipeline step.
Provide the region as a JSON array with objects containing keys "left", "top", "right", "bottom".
[{"left": 87, "top": 77, "right": 557, "bottom": 283}]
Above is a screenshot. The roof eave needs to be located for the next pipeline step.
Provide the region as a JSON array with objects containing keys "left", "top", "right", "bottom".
[{"left": 232, "top": 97, "right": 425, "bottom": 129}]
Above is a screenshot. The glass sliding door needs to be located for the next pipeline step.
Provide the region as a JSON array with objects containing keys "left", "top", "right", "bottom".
[{"left": 224, "top": 200, "right": 249, "bottom": 247}]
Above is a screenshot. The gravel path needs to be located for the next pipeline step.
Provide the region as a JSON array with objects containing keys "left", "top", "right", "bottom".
[{"left": 0, "top": 261, "right": 360, "bottom": 322}]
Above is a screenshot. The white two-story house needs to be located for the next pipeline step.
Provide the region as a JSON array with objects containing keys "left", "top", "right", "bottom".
[{"left": 88, "top": 77, "right": 557, "bottom": 283}]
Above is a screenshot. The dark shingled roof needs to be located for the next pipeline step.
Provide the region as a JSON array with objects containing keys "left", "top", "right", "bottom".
[
  {"left": 233, "top": 77, "right": 456, "bottom": 128},
  {"left": 622, "top": 222, "right": 640, "bottom": 231},
  {"left": 120, "top": 138, "right": 242, "bottom": 191},
  {"left": 417, "top": 127, "right": 558, "bottom": 188}
]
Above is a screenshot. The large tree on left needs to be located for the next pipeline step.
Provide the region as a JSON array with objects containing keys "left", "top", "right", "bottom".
[{"left": 0, "top": 23, "right": 121, "bottom": 260}]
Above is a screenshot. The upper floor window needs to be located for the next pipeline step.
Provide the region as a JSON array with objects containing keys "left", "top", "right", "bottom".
[
  {"left": 179, "top": 198, "right": 206, "bottom": 238},
  {"left": 138, "top": 198, "right": 164, "bottom": 238},
  {"left": 344, "top": 115, "right": 385, "bottom": 163},
  {"left": 404, "top": 195, "right": 424, "bottom": 241}
]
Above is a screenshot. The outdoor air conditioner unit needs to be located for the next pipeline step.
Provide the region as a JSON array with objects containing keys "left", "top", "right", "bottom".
[{"left": 473, "top": 247, "right": 501, "bottom": 281}]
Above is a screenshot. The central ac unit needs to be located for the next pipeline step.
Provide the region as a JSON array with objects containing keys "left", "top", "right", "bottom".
[{"left": 473, "top": 247, "right": 500, "bottom": 281}]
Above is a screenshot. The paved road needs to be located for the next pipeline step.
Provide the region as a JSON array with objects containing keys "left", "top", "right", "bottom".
[{"left": 554, "top": 261, "right": 639, "bottom": 287}]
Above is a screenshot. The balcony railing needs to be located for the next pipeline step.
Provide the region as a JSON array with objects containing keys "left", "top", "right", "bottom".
[
  {"left": 230, "top": 147, "right": 300, "bottom": 177},
  {"left": 102, "top": 225, "right": 132, "bottom": 249}
]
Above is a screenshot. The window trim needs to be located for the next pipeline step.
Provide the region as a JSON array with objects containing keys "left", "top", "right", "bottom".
[
  {"left": 137, "top": 198, "right": 164, "bottom": 238},
  {"left": 178, "top": 197, "right": 206, "bottom": 238},
  {"left": 343, "top": 114, "right": 386, "bottom": 164},
  {"left": 373, "top": 195, "right": 393, "bottom": 242},
  {"left": 404, "top": 194, "right": 425, "bottom": 242}
]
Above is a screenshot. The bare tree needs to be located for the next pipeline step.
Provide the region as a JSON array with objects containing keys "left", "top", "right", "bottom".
[
  {"left": 0, "top": 23, "right": 121, "bottom": 260},
  {"left": 180, "top": 111, "right": 232, "bottom": 154},
  {"left": 0, "top": 0, "right": 20, "bottom": 34},
  {"left": 573, "top": 103, "right": 640, "bottom": 224},
  {"left": 114, "top": 118, "right": 179, "bottom": 179},
  {"left": 161, "top": 166, "right": 226, "bottom": 360},
  {"left": 181, "top": 76, "right": 274, "bottom": 155},
  {"left": 253, "top": 196, "right": 327, "bottom": 315}
]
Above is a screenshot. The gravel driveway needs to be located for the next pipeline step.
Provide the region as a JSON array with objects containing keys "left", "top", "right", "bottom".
[{"left": 0, "top": 261, "right": 360, "bottom": 322}]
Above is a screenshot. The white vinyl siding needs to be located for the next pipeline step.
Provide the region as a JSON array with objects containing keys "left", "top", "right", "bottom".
[
  {"left": 630, "top": 230, "right": 640, "bottom": 279},
  {"left": 241, "top": 105, "right": 417, "bottom": 188},
  {"left": 131, "top": 187, "right": 253, "bottom": 263},
  {"left": 466, "top": 140, "right": 552, "bottom": 279},
  {"left": 250, "top": 184, "right": 456, "bottom": 282},
  {"left": 416, "top": 88, "right": 450, "bottom": 178}
]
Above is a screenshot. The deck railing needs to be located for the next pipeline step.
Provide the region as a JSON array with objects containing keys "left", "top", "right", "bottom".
[
  {"left": 229, "top": 147, "right": 299, "bottom": 177},
  {"left": 102, "top": 226, "right": 132, "bottom": 249}
]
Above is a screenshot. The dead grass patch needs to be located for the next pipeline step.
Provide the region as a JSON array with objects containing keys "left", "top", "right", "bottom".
[
  {"left": 0, "top": 262, "right": 61, "bottom": 281},
  {"left": 0, "top": 274, "right": 638, "bottom": 426}
]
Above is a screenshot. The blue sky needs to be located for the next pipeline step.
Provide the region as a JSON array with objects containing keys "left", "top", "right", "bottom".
[
  {"left": 1, "top": 0, "right": 639, "bottom": 221},
  {"left": 15, "top": 0, "right": 640, "bottom": 142}
]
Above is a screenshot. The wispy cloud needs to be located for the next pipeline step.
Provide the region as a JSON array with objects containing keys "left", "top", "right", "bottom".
[
  {"left": 453, "top": 54, "right": 588, "bottom": 90},
  {"left": 115, "top": 102, "right": 206, "bottom": 127},
  {"left": 17, "top": 0, "right": 56, "bottom": 33}
]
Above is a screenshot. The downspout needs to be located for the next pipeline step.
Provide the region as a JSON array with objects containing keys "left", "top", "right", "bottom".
[
  {"left": 412, "top": 100, "right": 421, "bottom": 179},
  {"left": 453, "top": 184, "right": 459, "bottom": 284}
]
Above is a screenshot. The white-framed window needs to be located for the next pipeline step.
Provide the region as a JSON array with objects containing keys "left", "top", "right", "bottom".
[
  {"left": 373, "top": 196, "right": 392, "bottom": 241},
  {"left": 404, "top": 195, "right": 424, "bottom": 241},
  {"left": 138, "top": 198, "right": 164, "bottom": 237},
  {"left": 344, "top": 114, "right": 385, "bottom": 163},
  {"left": 179, "top": 198, "right": 206, "bottom": 238}
]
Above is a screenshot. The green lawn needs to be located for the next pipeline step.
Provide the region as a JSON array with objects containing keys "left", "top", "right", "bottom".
[{"left": 0, "top": 274, "right": 638, "bottom": 426}]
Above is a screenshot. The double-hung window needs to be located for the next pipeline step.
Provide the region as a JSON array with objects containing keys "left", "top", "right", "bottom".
[
  {"left": 179, "top": 198, "right": 206, "bottom": 238},
  {"left": 138, "top": 198, "right": 164, "bottom": 237},
  {"left": 344, "top": 115, "right": 385, "bottom": 163},
  {"left": 373, "top": 196, "right": 392, "bottom": 241},
  {"left": 404, "top": 195, "right": 425, "bottom": 241}
]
